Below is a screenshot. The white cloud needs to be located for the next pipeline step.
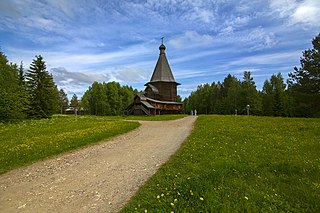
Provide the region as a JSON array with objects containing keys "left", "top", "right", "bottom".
[
  {"left": 269, "top": 0, "right": 320, "bottom": 27},
  {"left": 247, "top": 28, "right": 277, "bottom": 50},
  {"left": 228, "top": 51, "right": 300, "bottom": 66},
  {"left": 109, "top": 67, "right": 149, "bottom": 83},
  {"left": 46, "top": 0, "right": 78, "bottom": 17},
  {"left": 6, "top": 44, "right": 150, "bottom": 71},
  {"left": 174, "top": 69, "right": 208, "bottom": 79},
  {"left": 216, "top": 26, "right": 277, "bottom": 51},
  {"left": 51, "top": 67, "right": 110, "bottom": 86},
  {"left": 189, "top": 7, "right": 215, "bottom": 23},
  {"left": 169, "top": 31, "right": 214, "bottom": 49},
  {"left": 219, "top": 26, "right": 234, "bottom": 35},
  {"left": 224, "top": 15, "right": 251, "bottom": 29},
  {"left": 51, "top": 67, "right": 110, "bottom": 98},
  {"left": 290, "top": 0, "right": 320, "bottom": 27},
  {"left": 171, "top": 49, "right": 222, "bottom": 64},
  {"left": 51, "top": 65, "right": 150, "bottom": 98},
  {"left": 269, "top": 0, "right": 298, "bottom": 18}
]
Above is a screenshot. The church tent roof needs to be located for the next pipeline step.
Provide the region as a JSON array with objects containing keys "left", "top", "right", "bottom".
[{"left": 146, "top": 44, "right": 180, "bottom": 85}]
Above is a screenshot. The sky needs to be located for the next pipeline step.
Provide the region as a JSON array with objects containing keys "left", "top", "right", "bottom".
[{"left": 0, "top": 0, "right": 319, "bottom": 99}]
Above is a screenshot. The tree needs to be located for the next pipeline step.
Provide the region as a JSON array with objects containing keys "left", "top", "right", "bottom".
[
  {"left": 184, "top": 83, "right": 214, "bottom": 114},
  {"left": 81, "top": 81, "right": 139, "bottom": 116},
  {"left": 288, "top": 33, "right": 320, "bottom": 117},
  {"left": 262, "top": 73, "right": 292, "bottom": 117},
  {"left": 271, "top": 73, "right": 286, "bottom": 116},
  {"left": 222, "top": 74, "right": 241, "bottom": 114},
  {"left": 105, "top": 81, "right": 122, "bottom": 115},
  {"left": 18, "top": 61, "right": 25, "bottom": 86},
  {"left": 239, "top": 71, "right": 262, "bottom": 115},
  {"left": 58, "top": 89, "right": 69, "bottom": 114},
  {"left": 0, "top": 52, "right": 29, "bottom": 121},
  {"left": 120, "top": 85, "right": 138, "bottom": 114},
  {"left": 70, "top": 94, "right": 79, "bottom": 108},
  {"left": 26, "top": 55, "right": 59, "bottom": 118},
  {"left": 262, "top": 79, "right": 273, "bottom": 116}
]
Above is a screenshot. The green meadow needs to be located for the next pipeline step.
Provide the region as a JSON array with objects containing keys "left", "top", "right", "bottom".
[
  {"left": 122, "top": 115, "right": 320, "bottom": 212},
  {"left": 0, "top": 115, "right": 140, "bottom": 174},
  {"left": 0, "top": 114, "right": 186, "bottom": 174}
]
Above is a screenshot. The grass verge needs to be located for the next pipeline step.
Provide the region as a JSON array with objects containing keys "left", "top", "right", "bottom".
[
  {"left": 0, "top": 115, "right": 140, "bottom": 174},
  {"left": 121, "top": 115, "right": 320, "bottom": 212}
]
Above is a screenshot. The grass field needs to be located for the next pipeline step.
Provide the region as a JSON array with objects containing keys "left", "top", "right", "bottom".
[
  {"left": 0, "top": 114, "right": 187, "bottom": 174},
  {"left": 0, "top": 115, "right": 140, "bottom": 174},
  {"left": 121, "top": 115, "right": 320, "bottom": 212}
]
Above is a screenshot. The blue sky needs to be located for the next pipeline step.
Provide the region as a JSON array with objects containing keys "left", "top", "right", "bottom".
[{"left": 0, "top": 0, "right": 319, "bottom": 99}]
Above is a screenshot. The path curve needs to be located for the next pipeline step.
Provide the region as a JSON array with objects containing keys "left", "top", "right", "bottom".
[{"left": 0, "top": 116, "right": 197, "bottom": 213}]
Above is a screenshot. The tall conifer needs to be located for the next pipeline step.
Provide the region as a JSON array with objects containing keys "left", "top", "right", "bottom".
[{"left": 26, "top": 55, "right": 59, "bottom": 118}]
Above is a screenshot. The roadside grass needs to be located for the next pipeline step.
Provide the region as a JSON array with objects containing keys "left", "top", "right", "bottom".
[
  {"left": 0, "top": 115, "right": 140, "bottom": 174},
  {"left": 121, "top": 115, "right": 320, "bottom": 212},
  {"left": 124, "top": 114, "right": 187, "bottom": 121}
]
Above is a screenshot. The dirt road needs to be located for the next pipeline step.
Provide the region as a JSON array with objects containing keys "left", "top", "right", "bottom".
[{"left": 0, "top": 116, "right": 197, "bottom": 213}]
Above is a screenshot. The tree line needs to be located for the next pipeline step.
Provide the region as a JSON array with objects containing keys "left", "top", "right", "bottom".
[
  {"left": 79, "top": 81, "right": 138, "bottom": 116},
  {"left": 0, "top": 52, "right": 138, "bottom": 122},
  {"left": 184, "top": 33, "right": 320, "bottom": 117},
  {"left": 0, "top": 53, "right": 60, "bottom": 121},
  {"left": 1, "top": 33, "right": 318, "bottom": 121}
]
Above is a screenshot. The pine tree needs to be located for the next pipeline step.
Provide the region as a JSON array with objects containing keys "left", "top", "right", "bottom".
[
  {"left": 70, "top": 94, "right": 79, "bottom": 108},
  {"left": 288, "top": 33, "right": 320, "bottom": 117},
  {"left": 262, "top": 79, "right": 273, "bottom": 116},
  {"left": 240, "top": 71, "right": 262, "bottom": 115},
  {"left": 0, "top": 52, "right": 29, "bottom": 121},
  {"left": 26, "top": 55, "right": 59, "bottom": 118},
  {"left": 59, "top": 89, "right": 69, "bottom": 114}
]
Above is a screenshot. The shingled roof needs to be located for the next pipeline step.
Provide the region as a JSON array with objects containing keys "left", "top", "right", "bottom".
[{"left": 146, "top": 44, "right": 180, "bottom": 85}]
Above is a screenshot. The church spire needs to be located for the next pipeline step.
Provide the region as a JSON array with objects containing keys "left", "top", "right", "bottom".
[{"left": 146, "top": 42, "right": 179, "bottom": 85}]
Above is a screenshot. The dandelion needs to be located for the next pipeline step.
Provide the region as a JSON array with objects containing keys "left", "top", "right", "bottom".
[
  {"left": 157, "top": 195, "right": 160, "bottom": 199},
  {"left": 144, "top": 210, "right": 147, "bottom": 213},
  {"left": 161, "top": 193, "right": 164, "bottom": 197},
  {"left": 174, "top": 198, "right": 178, "bottom": 203},
  {"left": 171, "top": 203, "right": 174, "bottom": 206},
  {"left": 200, "top": 197, "right": 204, "bottom": 201}
]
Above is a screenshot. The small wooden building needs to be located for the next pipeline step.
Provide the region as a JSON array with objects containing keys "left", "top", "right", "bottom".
[{"left": 127, "top": 43, "right": 183, "bottom": 115}]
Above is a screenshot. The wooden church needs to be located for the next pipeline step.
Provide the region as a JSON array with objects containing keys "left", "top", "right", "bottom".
[{"left": 127, "top": 42, "right": 183, "bottom": 115}]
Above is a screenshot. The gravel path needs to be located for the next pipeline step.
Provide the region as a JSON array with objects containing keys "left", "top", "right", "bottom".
[{"left": 0, "top": 116, "right": 197, "bottom": 213}]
